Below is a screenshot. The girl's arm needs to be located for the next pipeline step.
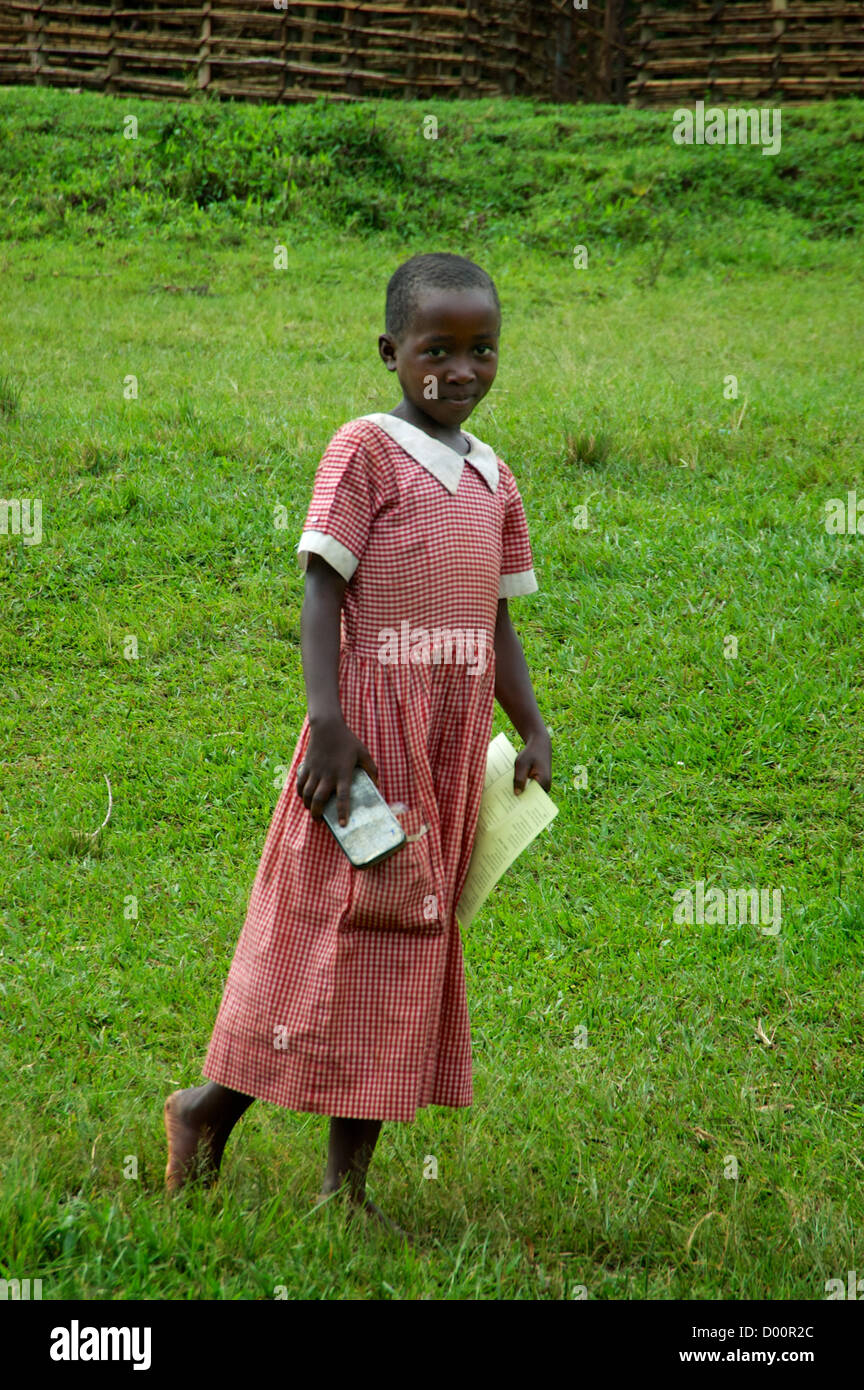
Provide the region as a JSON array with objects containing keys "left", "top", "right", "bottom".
[
  {"left": 296, "top": 554, "right": 378, "bottom": 824},
  {"left": 494, "top": 597, "right": 552, "bottom": 794}
]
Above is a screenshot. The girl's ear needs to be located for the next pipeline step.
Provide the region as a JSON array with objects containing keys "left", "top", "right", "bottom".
[{"left": 378, "top": 333, "right": 396, "bottom": 363}]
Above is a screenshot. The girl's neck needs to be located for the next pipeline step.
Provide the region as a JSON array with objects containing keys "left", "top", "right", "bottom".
[{"left": 388, "top": 402, "right": 470, "bottom": 455}]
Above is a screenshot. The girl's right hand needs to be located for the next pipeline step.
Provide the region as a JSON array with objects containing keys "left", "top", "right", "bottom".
[{"left": 296, "top": 715, "right": 379, "bottom": 826}]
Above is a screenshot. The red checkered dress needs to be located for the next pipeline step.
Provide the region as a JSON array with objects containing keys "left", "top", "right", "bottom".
[{"left": 202, "top": 413, "right": 538, "bottom": 1120}]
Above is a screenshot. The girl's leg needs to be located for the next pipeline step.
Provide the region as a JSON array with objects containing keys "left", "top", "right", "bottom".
[
  {"left": 164, "top": 1081, "right": 254, "bottom": 1191},
  {"left": 320, "top": 1117, "right": 383, "bottom": 1203},
  {"left": 319, "top": 1117, "right": 413, "bottom": 1244}
]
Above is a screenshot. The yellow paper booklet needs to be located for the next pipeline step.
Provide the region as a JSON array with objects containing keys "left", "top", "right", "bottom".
[{"left": 456, "top": 732, "right": 559, "bottom": 928}]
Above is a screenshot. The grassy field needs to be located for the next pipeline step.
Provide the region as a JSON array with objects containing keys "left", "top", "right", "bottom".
[{"left": 1, "top": 86, "right": 863, "bottom": 1301}]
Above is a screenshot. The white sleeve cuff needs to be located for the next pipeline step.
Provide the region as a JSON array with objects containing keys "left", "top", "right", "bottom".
[
  {"left": 296, "top": 530, "right": 359, "bottom": 582},
  {"left": 499, "top": 568, "right": 539, "bottom": 599}
]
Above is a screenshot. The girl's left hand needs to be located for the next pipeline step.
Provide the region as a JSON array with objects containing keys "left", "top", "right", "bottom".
[{"left": 513, "top": 726, "right": 552, "bottom": 795}]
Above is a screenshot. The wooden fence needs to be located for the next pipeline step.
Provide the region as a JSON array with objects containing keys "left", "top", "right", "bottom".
[
  {"left": 0, "top": 2, "right": 861, "bottom": 106},
  {"left": 630, "top": 1, "right": 864, "bottom": 105},
  {"left": 0, "top": 0, "right": 632, "bottom": 104}
]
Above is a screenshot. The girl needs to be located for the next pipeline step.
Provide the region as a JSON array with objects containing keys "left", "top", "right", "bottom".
[{"left": 164, "top": 252, "right": 552, "bottom": 1238}]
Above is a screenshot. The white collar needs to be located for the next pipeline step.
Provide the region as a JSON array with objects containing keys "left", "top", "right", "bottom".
[{"left": 358, "top": 413, "right": 499, "bottom": 494}]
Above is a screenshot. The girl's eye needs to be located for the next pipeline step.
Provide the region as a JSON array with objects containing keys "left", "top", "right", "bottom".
[{"left": 426, "top": 346, "right": 494, "bottom": 358}]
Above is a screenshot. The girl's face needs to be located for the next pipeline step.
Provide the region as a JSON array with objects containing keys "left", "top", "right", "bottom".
[{"left": 379, "top": 288, "right": 500, "bottom": 427}]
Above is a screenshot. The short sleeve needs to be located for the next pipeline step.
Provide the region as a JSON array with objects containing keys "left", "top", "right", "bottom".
[
  {"left": 499, "top": 467, "right": 539, "bottom": 599},
  {"left": 296, "top": 427, "right": 377, "bottom": 582}
]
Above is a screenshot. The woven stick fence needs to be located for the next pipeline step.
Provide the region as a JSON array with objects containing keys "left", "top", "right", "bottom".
[
  {"left": 0, "top": 0, "right": 632, "bottom": 104},
  {"left": 630, "top": 1, "right": 864, "bottom": 106},
  {"left": 0, "top": 2, "right": 860, "bottom": 106}
]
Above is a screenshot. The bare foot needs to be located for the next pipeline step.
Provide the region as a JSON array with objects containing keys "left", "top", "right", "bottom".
[
  {"left": 163, "top": 1088, "right": 225, "bottom": 1192},
  {"left": 351, "top": 1197, "right": 415, "bottom": 1247},
  {"left": 315, "top": 1186, "right": 415, "bottom": 1247}
]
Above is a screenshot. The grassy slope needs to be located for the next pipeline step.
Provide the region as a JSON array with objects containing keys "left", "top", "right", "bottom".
[{"left": 1, "top": 88, "right": 863, "bottom": 1300}]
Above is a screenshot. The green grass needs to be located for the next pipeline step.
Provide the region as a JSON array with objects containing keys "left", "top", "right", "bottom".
[
  {"left": 1, "top": 86, "right": 863, "bottom": 1301},
  {"left": 2, "top": 85, "right": 863, "bottom": 252}
]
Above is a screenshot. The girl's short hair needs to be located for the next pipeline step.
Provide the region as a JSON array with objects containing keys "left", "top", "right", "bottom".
[{"left": 385, "top": 252, "right": 501, "bottom": 340}]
